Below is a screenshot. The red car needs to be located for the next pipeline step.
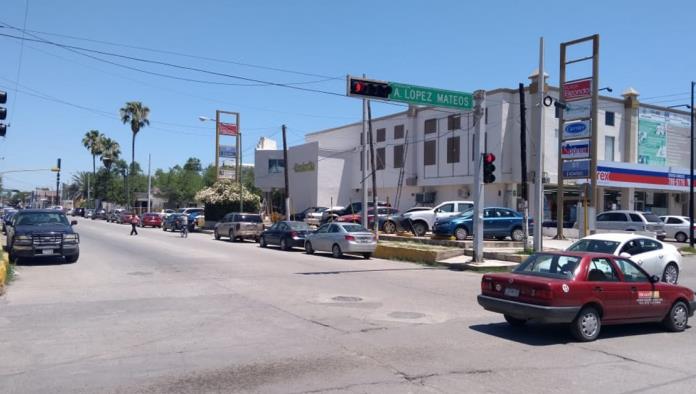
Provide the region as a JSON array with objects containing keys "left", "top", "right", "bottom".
[
  {"left": 118, "top": 211, "right": 135, "bottom": 224},
  {"left": 478, "top": 252, "right": 695, "bottom": 341},
  {"left": 140, "top": 212, "right": 163, "bottom": 228}
]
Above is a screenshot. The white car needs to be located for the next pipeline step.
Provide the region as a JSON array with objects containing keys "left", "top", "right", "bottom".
[
  {"left": 659, "top": 215, "right": 693, "bottom": 243},
  {"left": 566, "top": 233, "right": 682, "bottom": 284},
  {"left": 400, "top": 201, "right": 473, "bottom": 236}
]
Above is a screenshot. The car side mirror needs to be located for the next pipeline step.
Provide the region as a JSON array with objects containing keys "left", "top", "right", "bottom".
[
  {"left": 650, "top": 275, "right": 660, "bottom": 283},
  {"left": 619, "top": 252, "right": 631, "bottom": 258},
  {"left": 71, "top": 220, "right": 78, "bottom": 226}
]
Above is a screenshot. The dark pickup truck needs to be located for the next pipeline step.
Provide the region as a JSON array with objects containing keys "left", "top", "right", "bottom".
[{"left": 5, "top": 209, "right": 80, "bottom": 263}]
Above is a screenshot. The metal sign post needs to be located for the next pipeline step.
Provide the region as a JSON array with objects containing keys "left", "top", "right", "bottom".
[{"left": 473, "top": 90, "right": 486, "bottom": 262}]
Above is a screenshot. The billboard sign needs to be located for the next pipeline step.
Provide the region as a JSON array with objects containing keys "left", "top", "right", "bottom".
[
  {"left": 219, "top": 122, "right": 238, "bottom": 136},
  {"left": 563, "top": 99, "right": 591, "bottom": 121},
  {"left": 219, "top": 145, "right": 236, "bottom": 158},
  {"left": 563, "top": 120, "right": 591, "bottom": 140},
  {"left": 561, "top": 139, "right": 590, "bottom": 159},
  {"left": 562, "top": 159, "right": 590, "bottom": 179},
  {"left": 563, "top": 78, "right": 592, "bottom": 102},
  {"left": 218, "top": 168, "right": 236, "bottom": 179}
]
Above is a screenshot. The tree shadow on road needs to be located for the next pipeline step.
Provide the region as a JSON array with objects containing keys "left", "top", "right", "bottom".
[
  {"left": 295, "top": 267, "right": 440, "bottom": 275},
  {"left": 15, "top": 256, "right": 72, "bottom": 266}
]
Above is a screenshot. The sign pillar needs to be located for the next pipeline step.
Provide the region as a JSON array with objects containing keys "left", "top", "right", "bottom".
[{"left": 473, "top": 90, "right": 486, "bottom": 263}]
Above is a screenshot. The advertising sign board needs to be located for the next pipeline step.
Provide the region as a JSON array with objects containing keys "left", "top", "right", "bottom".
[
  {"left": 563, "top": 78, "right": 592, "bottom": 102},
  {"left": 563, "top": 120, "right": 591, "bottom": 140},
  {"left": 561, "top": 139, "right": 591, "bottom": 159},
  {"left": 219, "top": 123, "right": 238, "bottom": 136},
  {"left": 562, "top": 159, "right": 590, "bottom": 179},
  {"left": 219, "top": 145, "right": 236, "bottom": 158},
  {"left": 563, "top": 99, "right": 591, "bottom": 121}
]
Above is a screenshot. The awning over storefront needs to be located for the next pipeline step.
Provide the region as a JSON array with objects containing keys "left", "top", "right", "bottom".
[{"left": 596, "top": 160, "right": 693, "bottom": 192}]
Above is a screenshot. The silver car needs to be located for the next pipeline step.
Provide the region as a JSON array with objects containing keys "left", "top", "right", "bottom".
[
  {"left": 304, "top": 222, "right": 376, "bottom": 259},
  {"left": 660, "top": 215, "right": 693, "bottom": 243},
  {"left": 214, "top": 212, "right": 264, "bottom": 242},
  {"left": 595, "top": 210, "right": 666, "bottom": 240}
]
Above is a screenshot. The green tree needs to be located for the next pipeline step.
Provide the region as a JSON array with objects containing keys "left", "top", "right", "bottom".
[
  {"left": 100, "top": 137, "right": 121, "bottom": 171},
  {"left": 119, "top": 101, "right": 150, "bottom": 206},
  {"left": 82, "top": 130, "right": 103, "bottom": 205}
]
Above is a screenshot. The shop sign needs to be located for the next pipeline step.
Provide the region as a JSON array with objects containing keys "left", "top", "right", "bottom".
[
  {"left": 563, "top": 99, "right": 591, "bottom": 121},
  {"left": 562, "top": 159, "right": 590, "bottom": 179},
  {"left": 563, "top": 120, "right": 591, "bottom": 140},
  {"left": 561, "top": 139, "right": 590, "bottom": 159}
]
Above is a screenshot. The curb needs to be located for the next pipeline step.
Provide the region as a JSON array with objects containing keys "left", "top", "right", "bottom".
[{"left": 0, "top": 252, "right": 9, "bottom": 293}]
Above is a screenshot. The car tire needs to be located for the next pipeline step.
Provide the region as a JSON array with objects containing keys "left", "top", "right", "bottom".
[
  {"left": 675, "top": 232, "right": 688, "bottom": 243},
  {"left": 454, "top": 226, "right": 468, "bottom": 241},
  {"left": 504, "top": 314, "right": 527, "bottom": 327},
  {"left": 65, "top": 254, "right": 79, "bottom": 264},
  {"left": 495, "top": 236, "right": 506, "bottom": 241},
  {"left": 229, "top": 230, "right": 236, "bottom": 242},
  {"left": 657, "top": 235, "right": 666, "bottom": 241},
  {"left": 570, "top": 306, "right": 601, "bottom": 342},
  {"left": 362, "top": 252, "right": 371, "bottom": 259},
  {"left": 280, "top": 237, "right": 290, "bottom": 251},
  {"left": 332, "top": 244, "right": 343, "bottom": 258},
  {"left": 382, "top": 220, "right": 397, "bottom": 234},
  {"left": 663, "top": 300, "right": 689, "bottom": 332},
  {"left": 260, "top": 236, "right": 267, "bottom": 248},
  {"left": 412, "top": 221, "right": 428, "bottom": 237},
  {"left": 662, "top": 263, "right": 679, "bottom": 284},
  {"left": 511, "top": 227, "right": 524, "bottom": 242},
  {"left": 214, "top": 230, "right": 221, "bottom": 240},
  {"left": 305, "top": 241, "right": 315, "bottom": 255}
]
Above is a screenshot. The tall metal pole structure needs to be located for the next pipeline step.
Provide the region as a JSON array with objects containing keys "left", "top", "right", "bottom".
[
  {"left": 214, "top": 110, "right": 221, "bottom": 179},
  {"left": 282, "top": 124, "right": 290, "bottom": 217},
  {"left": 361, "top": 97, "right": 369, "bottom": 227},
  {"left": 238, "top": 116, "right": 243, "bottom": 214},
  {"left": 519, "top": 83, "right": 530, "bottom": 250},
  {"left": 147, "top": 153, "right": 152, "bottom": 213},
  {"left": 472, "top": 90, "right": 486, "bottom": 262},
  {"left": 534, "top": 37, "right": 545, "bottom": 252},
  {"left": 367, "top": 101, "right": 378, "bottom": 237},
  {"left": 690, "top": 81, "right": 695, "bottom": 248}
]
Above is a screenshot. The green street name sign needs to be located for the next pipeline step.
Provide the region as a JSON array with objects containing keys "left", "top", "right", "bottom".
[{"left": 388, "top": 82, "right": 473, "bottom": 110}]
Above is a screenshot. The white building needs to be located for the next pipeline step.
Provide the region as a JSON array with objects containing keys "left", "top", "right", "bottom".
[{"left": 255, "top": 72, "right": 692, "bottom": 221}]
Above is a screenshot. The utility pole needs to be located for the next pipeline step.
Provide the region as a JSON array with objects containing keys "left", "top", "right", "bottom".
[
  {"left": 534, "top": 37, "right": 545, "bottom": 252},
  {"left": 361, "top": 97, "right": 369, "bottom": 227},
  {"left": 239, "top": 128, "right": 243, "bottom": 214},
  {"left": 367, "top": 101, "right": 378, "bottom": 237},
  {"left": 282, "top": 124, "right": 290, "bottom": 218},
  {"left": 690, "top": 81, "right": 695, "bottom": 248},
  {"left": 147, "top": 153, "right": 152, "bottom": 213},
  {"left": 473, "top": 90, "right": 486, "bottom": 262},
  {"left": 519, "top": 83, "right": 530, "bottom": 251},
  {"left": 55, "top": 158, "right": 61, "bottom": 206}
]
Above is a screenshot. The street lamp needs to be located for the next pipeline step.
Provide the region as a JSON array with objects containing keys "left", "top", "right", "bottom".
[{"left": 599, "top": 86, "right": 613, "bottom": 93}]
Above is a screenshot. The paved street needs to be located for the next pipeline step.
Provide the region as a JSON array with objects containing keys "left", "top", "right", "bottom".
[{"left": 1, "top": 219, "right": 696, "bottom": 393}]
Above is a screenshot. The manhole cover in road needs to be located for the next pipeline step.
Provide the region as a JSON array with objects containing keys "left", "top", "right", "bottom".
[
  {"left": 389, "top": 311, "right": 426, "bottom": 319},
  {"left": 127, "top": 271, "right": 153, "bottom": 276},
  {"left": 332, "top": 296, "right": 363, "bottom": 302}
]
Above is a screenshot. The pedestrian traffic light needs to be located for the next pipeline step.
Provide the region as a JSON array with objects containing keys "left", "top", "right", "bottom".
[
  {"left": 347, "top": 76, "right": 392, "bottom": 99},
  {"left": 483, "top": 153, "right": 496, "bottom": 184},
  {"left": 0, "top": 90, "right": 7, "bottom": 137}
]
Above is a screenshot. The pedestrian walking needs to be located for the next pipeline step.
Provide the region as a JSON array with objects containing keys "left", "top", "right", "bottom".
[{"left": 130, "top": 214, "right": 140, "bottom": 236}]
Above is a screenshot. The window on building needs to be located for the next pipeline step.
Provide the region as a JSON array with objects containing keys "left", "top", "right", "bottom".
[
  {"left": 424, "top": 118, "right": 437, "bottom": 134},
  {"left": 424, "top": 140, "right": 436, "bottom": 165},
  {"left": 605, "top": 111, "right": 615, "bottom": 126},
  {"left": 268, "top": 159, "right": 285, "bottom": 174},
  {"left": 377, "top": 128, "right": 386, "bottom": 142},
  {"left": 376, "top": 147, "right": 385, "bottom": 170},
  {"left": 446, "top": 136, "right": 460, "bottom": 163},
  {"left": 393, "top": 144, "right": 404, "bottom": 168},
  {"left": 447, "top": 115, "right": 461, "bottom": 130},
  {"left": 604, "top": 136, "right": 615, "bottom": 161},
  {"left": 394, "top": 124, "right": 405, "bottom": 139}
]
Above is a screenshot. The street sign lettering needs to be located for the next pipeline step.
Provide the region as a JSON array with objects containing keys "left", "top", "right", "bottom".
[
  {"left": 563, "top": 78, "right": 592, "bottom": 102},
  {"left": 561, "top": 139, "right": 590, "bottom": 159},
  {"left": 562, "top": 159, "right": 590, "bottom": 179},
  {"left": 389, "top": 82, "right": 473, "bottom": 110}
]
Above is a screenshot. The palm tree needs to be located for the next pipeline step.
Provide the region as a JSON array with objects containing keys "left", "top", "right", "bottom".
[
  {"left": 82, "top": 130, "right": 103, "bottom": 207},
  {"left": 119, "top": 101, "right": 150, "bottom": 207},
  {"left": 100, "top": 137, "right": 121, "bottom": 171}
]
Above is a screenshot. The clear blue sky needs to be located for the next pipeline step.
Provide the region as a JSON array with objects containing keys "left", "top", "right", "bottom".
[{"left": 1, "top": 0, "right": 694, "bottom": 191}]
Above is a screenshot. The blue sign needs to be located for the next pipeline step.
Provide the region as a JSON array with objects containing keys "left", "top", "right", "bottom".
[
  {"left": 219, "top": 144, "right": 236, "bottom": 158},
  {"left": 562, "top": 120, "right": 591, "bottom": 140},
  {"left": 562, "top": 159, "right": 590, "bottom": 179}
]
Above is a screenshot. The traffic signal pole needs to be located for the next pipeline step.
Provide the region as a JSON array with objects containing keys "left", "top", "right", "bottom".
[
  {"left": 361, "top": 96, "right": 369, "bottom": 228},
  {"left": 473, "top": 90, "right": 486, "bottom": 263}
]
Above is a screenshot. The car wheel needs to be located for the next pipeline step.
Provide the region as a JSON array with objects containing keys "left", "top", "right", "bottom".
[
  {"left": 280, "top": 237, "right": 290, "bottom": 251},
  {"left": 412, "top": 221, "right": 428, "bottom": 237},
  {"left": 663, "top": 301, "right": 689, "bottom": 332},
  {"left": 454, "top": 226, "right": 469, "bottom": 241},
  {"left": 332, "top": 244, "right": 343, "bottom": 258},
  {"left": 570, "top": 306, "right": 601, "bottom": 342},
  {"left": 163, "top": 226, "right": 167, "bottom": 231},
  {"left": 362, "top": 252, "right": 371, "bottom": 259},
  {"left": 305, "top": 241, "right": 315, "bottom": 255},
  {"left": 214, "top": 230, "right": 221, "bottom": 240},
  {"left": 254, "top": 237, "right": 260, "bottom": 243},
  {"left": 662, "top": 263, "right": 679, "bottom": 284},
  {"left": 382, "top": 220, "right": 397, "bottom": 234},
  {"left": 495, "top": 236, "right": 506, "bottom": 241},
  {"left": 511, "top": 227, "right": 524, "bottom": 242},
  {"left": 675, "top": 232, "right": 688, "bottom": 243},
  {"left": 229, "top": 230, "right": 236, "bottom": 242},
  {"left": 259, "top": 236, "right": 267, "bottom": 248},
  {"left": 504, "top": 314, "right": 527, "bottom": 327}
]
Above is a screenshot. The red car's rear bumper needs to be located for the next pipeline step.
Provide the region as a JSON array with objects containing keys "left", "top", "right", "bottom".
[{"left": 477, "top": 295, "right": 581, "bottom": 324}]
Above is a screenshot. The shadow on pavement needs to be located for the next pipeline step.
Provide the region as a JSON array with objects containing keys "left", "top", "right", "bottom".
[
  {"left": 296, "top": 267, "right": 439, "bottom": 275},
  {"left": 15, "top": 256, "right": 72, "bottom": 266}
]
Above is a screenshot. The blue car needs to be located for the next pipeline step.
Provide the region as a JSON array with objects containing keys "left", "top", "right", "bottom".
[{"left": 432, "top": 207, "right": 532, "bottom": 241}]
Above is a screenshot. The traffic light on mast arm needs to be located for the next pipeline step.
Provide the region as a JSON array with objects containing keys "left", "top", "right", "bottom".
[
  {"left": 347, "top": 76, "right": 392, "bottom": 99},
  {"left": 483, "top": 153, "right": 496, "bottom": 184},
  {"left": 0, "top": 90, "right": 7, "bottom": 137}
]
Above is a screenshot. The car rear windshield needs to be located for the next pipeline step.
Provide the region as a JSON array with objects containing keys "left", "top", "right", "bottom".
[
  {"left": 16, "top": 212, "right": 69, "bottom": 226},
  {"left": 342, "top": 224, "right": 369, "bottom": 232},
  {"left": 567, "top": 239, "right": 619, "bottom": 254},
  {"left": 514, "top": 254, "right": 581, "bottom": 279},
  {"left": 237, "top": 214, "right": 261, "bottom": 223},
  {"left": 288, "top": 222, "right": 310, "bottom": 230},
  {"left": 641, "top": 213, "right": 661, "bottom": 223}
]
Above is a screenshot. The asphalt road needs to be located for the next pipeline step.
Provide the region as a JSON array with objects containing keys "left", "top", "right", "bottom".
[{"left": 1, "top": 219, "right": 696, "bottom": 394}]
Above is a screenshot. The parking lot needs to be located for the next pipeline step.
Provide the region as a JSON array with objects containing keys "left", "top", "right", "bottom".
[{"left": 1, "top": 218, "right": 695, "bottom": 393}]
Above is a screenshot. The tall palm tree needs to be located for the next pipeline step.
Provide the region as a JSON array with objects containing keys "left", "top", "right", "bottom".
[
  {"left": 82, "top": 130, "right": 103, "bottom": 207},
  {"left": 100, "top": 137, "right": 121, "bottom": 171},
  {"left": 119, "top": 101, "right": 150, "bottom": 207}
]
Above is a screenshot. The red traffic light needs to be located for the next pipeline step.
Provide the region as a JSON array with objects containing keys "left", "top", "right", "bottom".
[
  {"left": 353, "top": 81, "right": 364, "bottom": 93},
  {"left": 348, "top": 77, "right": 392, "bottom": 99},
  {"left": 484, "top": 153, "right": 496, "bottom": 164}
]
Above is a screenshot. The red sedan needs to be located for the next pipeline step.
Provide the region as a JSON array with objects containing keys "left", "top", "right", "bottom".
[
  {"left": 140, "top": 212, "right": 163, "bottom": 228},
  {"left": 478, "top": 252, "right": 695, "bottom": 341}
]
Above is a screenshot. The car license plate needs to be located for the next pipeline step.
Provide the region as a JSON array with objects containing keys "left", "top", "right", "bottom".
[
  {"left": 504, "top": 287, "right": 520, "bottom": 297},
  {"left": 41, "top": 249, "right": 53, "bottom": 255}
]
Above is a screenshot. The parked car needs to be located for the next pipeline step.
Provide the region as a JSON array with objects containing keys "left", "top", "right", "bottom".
[
  {"left": 106, "top": 209, "right": 123, "bottom": 223},
  {"left": 292, "top": 206, "right": 328, "bottom": 222},
  {"left": 178, "top": 207, "right": 204, "bottom": 216},
  {"left": 478, "top": 251, "right": 695, "bottom": 341},
  {"left": 432, "top": 207, "right": 532, "bottom": 241},
  {"left": 2, "top": 208, "right": 18, "bottom": 233},
  {"left": 566, "top": 233, "right": 682, "bottom": 284},
  {"left": 162, "top": 213, "right": 186, "bottom": 232},
  {"left": 5, "top": 209, "right": 80, "bottom": 263},
  {"left": 72, "top": 208, "right": 85, "bottom": 217},
  {"left": 159, "top": 209, "right": 176, "bottom": 219},
  {"left": 318, "top": 206, "right": 345, "bottom": 225},
  {"left": 304, "top": 207, "right": 329, "bottom": 227},
  {"left": 399, "top": 200, "right": 474, "bottom": 236},
  {"left": 85, "top": 209, "right": 94, "bottom": 219},
  {"left": 594, "top": 210, "right": 666, "bottom": 240},
  {"left": 305, "top": 222, "right": 376, "bottom": 259},
  {"left": 214, "top": 212, "right": 264, "bottom": 242},
  {"left": 321, "top": 202, "right": 390, "bottom": 225},
  {"left": 659, "top": 215, "right": 694, "bottom": 243},
  {"left": 259, "top": 221, "right": 311, "bottom": 250},
  {"left": 336, "top": 207, "right": 400, "bottom": 231},
  {"left": 117, "top": 211, "right": 135, "bottom": 224},
  {"left": 91, "top": 209, "right": 107, "bottom": 220},
  {"left": 140, "top": 212, "right": 163, "bottom": 228}
]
